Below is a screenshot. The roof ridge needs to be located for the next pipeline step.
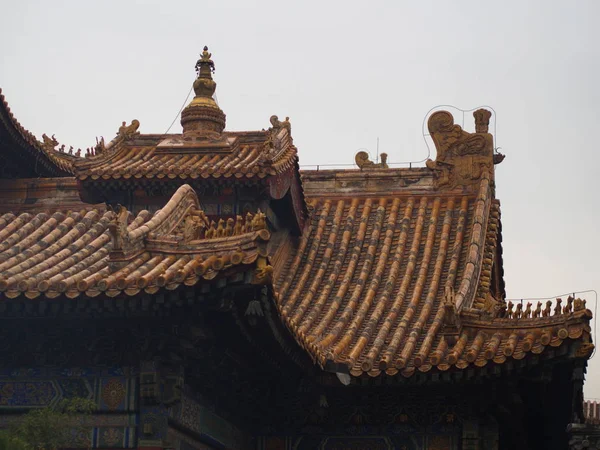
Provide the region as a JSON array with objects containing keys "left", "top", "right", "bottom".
[
  {"left": 454, "top": 174, "right": 492, "bottom": 311},
  {"left": 0, "top": 88, "right": 74, "bottom": 176}
]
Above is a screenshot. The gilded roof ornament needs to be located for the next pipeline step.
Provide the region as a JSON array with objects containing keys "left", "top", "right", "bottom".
[
  {"left": 116, "top": 120, "right": 140, "bottom": 141},
  {"left": 41, "top": 133, "right": 59, "bottom": 152},
  {"left": 195, "top": 46, "right": 215, "bottom": 76},
  {"left": 355, "top": 151, "right": 388, "bottom": 170},
  {"left": 181, "top": 46, "right": 226, "bottom": 137},
  {"left": 269, "top": 115, "right": 291, "bottom": 133},
  {"left": 425, "top": 110, "right": 494, "bottom": 189}
]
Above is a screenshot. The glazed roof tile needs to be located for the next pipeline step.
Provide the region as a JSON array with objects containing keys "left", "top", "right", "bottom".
[
  {"left": 274, "top": 174, "right": 593, "bottom": 376},
  {"left": 74, "top": 128, "right": 298, "bottom": 181},
  {"left": 0, "top": 88, "right": 74, "bottom": 176},
  {"left": 0, "top": 184, "right": 270, "bottom": 299},
  {"left": 0, "top": 175, "right": 593, "bottom": 376}
]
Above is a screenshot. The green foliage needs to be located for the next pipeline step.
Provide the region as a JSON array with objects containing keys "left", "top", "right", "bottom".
[
  {"left": 0, "top": 397, "right": 96, "bottom": 450},
  {"left": 0, "top": 430, "right": 30, "bottom": 450}
]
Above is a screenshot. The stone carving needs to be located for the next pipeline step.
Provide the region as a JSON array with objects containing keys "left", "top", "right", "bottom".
[
  {"left": 116, "top": 119, "right": 140, "bottom": 141},
  {"left": 355, "top": 151, "right": 389, "bottom": 169},
  {"left": 425, "top": 110, "right": 495, "bottom": 189}
]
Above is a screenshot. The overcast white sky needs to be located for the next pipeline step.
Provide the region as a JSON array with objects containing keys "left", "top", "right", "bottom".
[{"left": 1, "top": 0, "right": 599, "bottom": 398}]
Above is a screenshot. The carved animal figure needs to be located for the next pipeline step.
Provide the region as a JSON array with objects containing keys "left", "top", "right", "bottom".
[
  {"left": 107, "top": 205, "right": 130, "bottom": 251},
  {"left": 355, "top": 151, "right": 389, "bottom": 170},
  {"left": 269, "top": 115, "right": 291, "bottom": 132},
  {"left": 533, "top": 302, "right": 542, "bottom": 318},
  {"left": 41, "top": 134, "right": 59, "bottom": 152},
  {"left": 117, "top": 120, "right": 141, "bottom": 140}
]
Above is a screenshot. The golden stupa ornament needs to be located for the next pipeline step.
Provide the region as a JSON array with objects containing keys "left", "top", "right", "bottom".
[{"left": 181, "top": 46, "right": 226, "bottom": 139}]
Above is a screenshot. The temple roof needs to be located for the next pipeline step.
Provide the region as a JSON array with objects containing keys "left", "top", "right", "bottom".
[
  {"left": 0, "top": 179, "right": 593, "bottom": 377},
  {"left": 74, "top": 47, "right": 298, "bottom": 184},
  {"left": 0, "top": 184, "right": 271, "bottom": 299},
  {"left": 274, "top": 173, "right": 594, "bottom": 377},
  {"left": 73, "top": 128, "right": 298, "bottom": 182},
  {"left": 0, "top": 89, "right": 74, "bottom": 177},
  {"left": 0, "top": 49, "right": 593, "bottom": 378}
]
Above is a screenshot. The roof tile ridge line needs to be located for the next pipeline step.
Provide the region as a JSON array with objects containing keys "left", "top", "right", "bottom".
[
  {"left": 0, "top": 89, "right": 71, "bottom": 175},
  {"left": 182, "top": 153, "right": 211, "bottom": 176},
  {"left": 156, "top": 255, "right": 192, "bottom": 287},
  {"left": 97, "top": 252, "right": 152, "bottom": 291},
  {"left": 375, "top": 197, "right": 429, "bottom": 371},
  {"left": 290, "top": 199, "right": 346, "bottom": 325},
  {"left": 75, "top": 140, "right": 135, "bottom": 172},
  {"left": 143, "top": 151, "right": 180, "bottom": 178},
  {"left": 198, "top": 153, "right": 224, "bottom": 177},
  {"left": 407, "top": 197, "right": 456, "bottom": 368},
  {"left": 25, "top": 213, "right": 112, "bottom": 292},
  {"left": 234, "top": 146, "right": 261, "bottom": 172},
  {"left": 74, "top": 259, "right": 111, "bottom": 294},
  {"left": 326, "top": 197, "right": 390, "bottom": 361},
  {"left": 419, "top": 196, "right": 469, "bottom": 367},
  {"left": 98, "top": 146, "right": 143, "bottom": 176},
  {"left": 0, "top": 212, "right": 47, "bottom": 288},
  {"left": 361, "top": 197, "right": 417, "bottom": 372},
  {"left": 270, "top": 144, "right": 297, "bottom": 167},
  {"left": 345, "top": 198, "right": 402, "bottom": 368},
  {"left": 124, "top": 254, "right": 167, "bottom": 289},
  {"left": 483, "top": 331, "right": 504, "bottom": 360},
  {"left": 0, "top": 212, "right": 71, "bottom": 285},
  {"left": 26, "top": 210, "right": 105, "bottom": 290},
  {"left": 275, "top": 224, "right": 315, "bottom": 302},
  {"left": 298, "top": 198, "right": 359, "bottom": 336},
  {"left": 454, "top": 175, "right": 492, "bottom": 311},
  {"left": 391, "top": 197, "right": 443, "bottom": 370},
  {"left": 54, "top": 243, "right": 110, "bottom": 293},
  {"left": 19, "top": 210, "right": 98, "bottom": 285},
  {"left": 129, "top": 184, "right": 198, "bottom": 241},
  {"left": 473, "top": 201, "right": 501, "bottom": 309},
  {"left": 74, "top": 130, "right": 139, "bottom": 167},
  {"left": 317, "top": 198, "right": 384, "bottom": 356},
  {"left": 0, "top": 212, "right": 49, "bottom": 256},
  {"left": 11, "top": 212, "right": 89, "bottom": 290},
  {"left": 0, "top": 212, "right": 17, "bottom": 230},
  {"left": 216, "top": 143, "right": 246, "bottom": 173},
  {"left": 281, "top": 200, "right": 333, "bottom": 319},
  {"left": 0, "top": 212, "right": 64, "bottom": 266},
  {"left": 309, "top": 199, "right": 374, "bottom": 349},
  {"left": 465, "top": 329, "right": 487, "bottom": 363},
  {"left": 0, "top": 89, "right": 37, "bottom": 146},
  {"left": 0, "top": 211, "right": 35, "bottom": 248},
  {"left": 117, "top": 145, "right": 160, "bottom": 176}
]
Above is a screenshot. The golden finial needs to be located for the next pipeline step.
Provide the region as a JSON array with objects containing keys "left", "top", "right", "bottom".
[
  {"left": 181, "top": 45, "right": 226, "bottom": 137},
  {"left": 195, "top": 46, "right": 215, "bottom": 76}
]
